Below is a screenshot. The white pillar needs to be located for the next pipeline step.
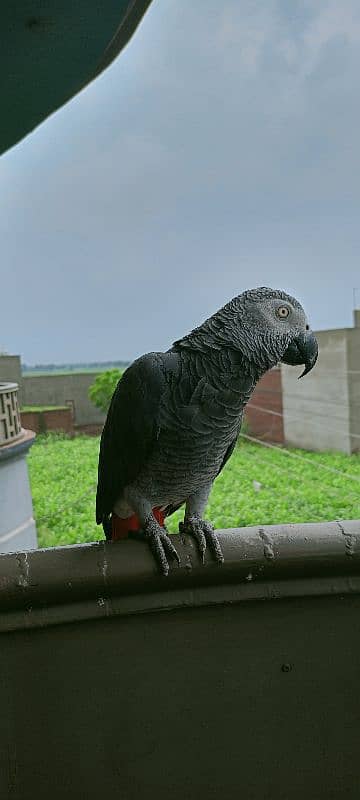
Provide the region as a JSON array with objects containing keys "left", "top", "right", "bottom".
[{"left": 0, "top": 382, "right": 38, "bottom": 553}]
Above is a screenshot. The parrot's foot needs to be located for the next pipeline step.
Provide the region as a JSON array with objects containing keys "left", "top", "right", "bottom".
[
  {"left": 130, "top": 517, "right": 180, "bottom": 576},
  {"left": 179, "top": 517, "right": 224, "bottom": 565}
]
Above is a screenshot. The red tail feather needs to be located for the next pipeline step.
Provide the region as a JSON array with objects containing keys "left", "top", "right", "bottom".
[{"left": 111, "top": 507, "right": 165, "bottom": 540}]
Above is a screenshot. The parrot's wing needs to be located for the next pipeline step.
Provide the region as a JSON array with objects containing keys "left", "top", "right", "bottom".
[
  {"left": 215, "top": 414, "right": 244, "bottom": 477},
  {"left": 96, "top": 353, "right": 166, "bottom": 524},
  {"left": 218, "top": 435, "right": 238, "bottom": 474}
]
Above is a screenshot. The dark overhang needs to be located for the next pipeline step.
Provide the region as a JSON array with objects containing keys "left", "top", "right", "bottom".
[{"left": 1, "top": 1, "right": 153, "bottom": 156}]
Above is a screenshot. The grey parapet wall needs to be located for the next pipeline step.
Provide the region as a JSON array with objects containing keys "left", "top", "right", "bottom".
[
  {"left": 0, "top": 382, "right": 37, "bottom": 553},
  {"left": 21, "top": 372, "right": 106, "bottom": 427},
  {"left": 282, "top": 314, "right": 360, "bottom": 453},
  {"left": 1, "top": 520, "right": 360, "bottom": 630},
  {"left": 0, "top": 522, "right": 360, "bottom": 798}
]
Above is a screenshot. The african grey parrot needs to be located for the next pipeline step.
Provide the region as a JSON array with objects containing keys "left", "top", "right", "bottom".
[{"left": 96, "top": 287, "right": 318, "bottom": 574}]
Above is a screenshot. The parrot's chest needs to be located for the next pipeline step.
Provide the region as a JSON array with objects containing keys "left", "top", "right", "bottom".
[
  {"left": 134, "top": 412, "right": 241, "bottom": 504},
  {"left": 130, "top": 377, "right": 249, "bottom": 505}
]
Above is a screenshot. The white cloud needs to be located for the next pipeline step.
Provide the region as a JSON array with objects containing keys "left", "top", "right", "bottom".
[
  {"left": 300, "top": 1, "right": 360, "bottom": 77},
  {"left": 217, "top": 0, "right": 360, "bottom": 79}
]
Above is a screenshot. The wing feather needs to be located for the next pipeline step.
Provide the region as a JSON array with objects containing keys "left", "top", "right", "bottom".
[{"left": 96, "top": 353, "right": 166, "bottom": 525}]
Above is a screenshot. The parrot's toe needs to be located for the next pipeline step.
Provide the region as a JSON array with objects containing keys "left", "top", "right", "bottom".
[
  {"left": 131, "top": 517, "right": 180, "bottom": 576},
  {"left": 179, "top": 518, "right": 224, "bottom": 565},
  {"left": 159, "top": 527, "right": 181, "bottom": 567}
]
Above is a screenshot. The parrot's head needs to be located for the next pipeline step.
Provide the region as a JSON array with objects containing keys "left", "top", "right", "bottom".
[
  {"left": 174, "top": 286, "right": 318, "bottom": 378},
  {"left": 229, "top": 287, "right": 318, "bottom": 378}
]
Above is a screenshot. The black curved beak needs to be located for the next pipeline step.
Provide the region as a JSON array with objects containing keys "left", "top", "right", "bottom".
[{"left": 281, "top": 331, "right": 318, "bottom": 378}]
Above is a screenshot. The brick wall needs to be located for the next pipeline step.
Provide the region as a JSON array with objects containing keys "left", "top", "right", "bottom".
[
  {"left": 244, "top": 367, "right": 284, "bottom": 444},
  {"left": 75, "top": 423, "right": 103, "bottom": 436},
  {"left": 20, "top": 407, "right": 74, "bottom": 435}
]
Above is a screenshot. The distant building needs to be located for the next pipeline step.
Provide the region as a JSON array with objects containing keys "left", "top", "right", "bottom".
[{"left": 282, "top": 310, "right": 360, "bottom": 454}]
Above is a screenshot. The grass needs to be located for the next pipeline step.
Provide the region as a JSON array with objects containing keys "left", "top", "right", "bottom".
[{"left": 27, "top": 433, "right": 360, "bottom": 549}]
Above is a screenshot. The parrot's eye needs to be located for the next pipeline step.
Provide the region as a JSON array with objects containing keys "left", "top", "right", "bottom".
[{"left": 276, "top": 305, "right": 290, "bottom": 319}]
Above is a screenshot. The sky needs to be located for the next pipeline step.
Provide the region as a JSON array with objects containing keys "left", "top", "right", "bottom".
[{"left": 1, "top": 0, "right": 360, "bottom": 364}]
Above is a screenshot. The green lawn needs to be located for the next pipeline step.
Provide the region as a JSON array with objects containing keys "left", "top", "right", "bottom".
[{"left": 27, "top": 433, "right": 360, "bottom": 549}]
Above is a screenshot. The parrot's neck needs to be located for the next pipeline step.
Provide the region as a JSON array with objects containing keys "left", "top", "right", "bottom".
[
  {"left": 172, "top": 335, "right": 282, "bottom": 386},
  {"left": 172, "top": 345, "right": 273, "bottom": 410}
]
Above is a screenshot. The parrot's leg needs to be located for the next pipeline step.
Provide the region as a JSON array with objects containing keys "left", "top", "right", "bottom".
[
  {"left": 179, "top": 485, "right": 224, "bottom": 565},
  {"left": 124, "top": 489, "right": 180, "bottom": 576},
  {"left": 142, "top": 515, "right": 180, "bottom": 575}
]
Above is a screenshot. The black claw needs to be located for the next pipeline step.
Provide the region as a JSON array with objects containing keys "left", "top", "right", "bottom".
[
  {"left": 180, "top": 518, "right": 224, "bottom": 565},
  {"left": 159, "top": 530, "right": 181, "bottom": 565},
  {"left": 149, "top": 535, "right": 169, "bottom": 576},
  {"left": 192, "top": 527, "right": 207, "bottom": 563},
  {"left": 203, "top": 523, "right": 224, "bottom": 563},
  {"left": 130, "top": 521, "right": 180, "bottom": 575},
  {"left": 209, "top": 537, "right": 225, "bottom": 563}
]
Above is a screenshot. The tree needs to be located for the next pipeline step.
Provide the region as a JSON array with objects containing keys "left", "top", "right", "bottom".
[{"left": 88, "top": 369, "right": 123, "bottom": 413}]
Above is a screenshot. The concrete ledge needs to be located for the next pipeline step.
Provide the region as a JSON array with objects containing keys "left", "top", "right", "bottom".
[
  {"left": 1, "top": 520, "right": 360, "bottom": 633},
  {"left": 0, "top": 428, "right": 35, "bottom": 462}
]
